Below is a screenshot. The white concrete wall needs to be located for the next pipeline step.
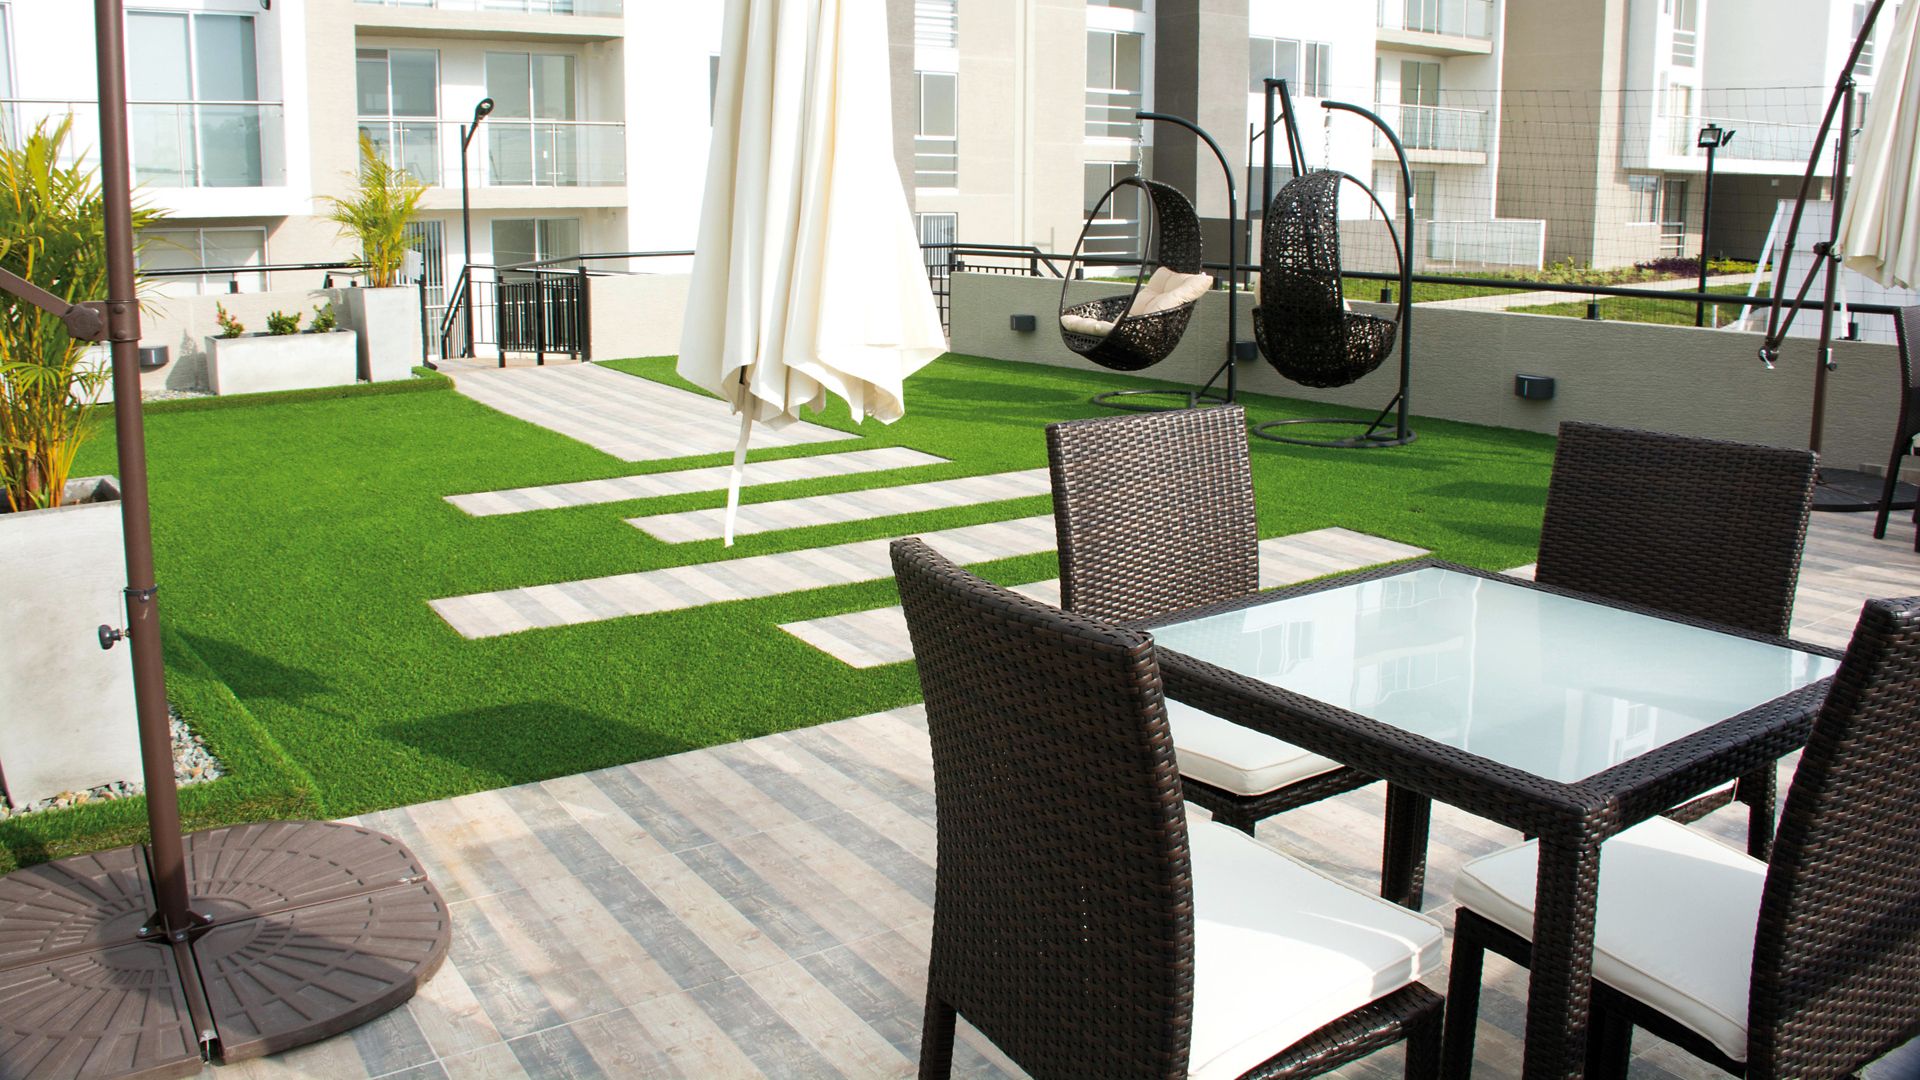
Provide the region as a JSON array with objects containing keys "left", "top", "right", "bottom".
[
  {"left": 1246, "top": 0, "right": 1375, "bottom": 220},
  {"left": 948, "top": 271, "right": 1900, "bottom": 474},
  {"left": 586, "top": 272, "right": 691, "bottom": 361}
]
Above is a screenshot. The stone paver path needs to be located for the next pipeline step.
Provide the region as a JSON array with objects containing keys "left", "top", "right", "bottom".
[
  {"left": 781, "top": 527, "right": 1427, "bottom": 668},
  {"left": 629, "top": 469, "right": 1051, "bottom": 543},
  {"left": 446, "top": 447, "right": 948, "bottom": 517},
  {"left": 451, "top": 364, "right": 854, "bottom": 462},
  {"left": 430, "top": 516, "right": 1059, "bottom": 640}
]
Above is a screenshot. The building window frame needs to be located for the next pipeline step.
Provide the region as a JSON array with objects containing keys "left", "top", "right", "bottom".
[
  {"left": 356, "top": 46, "right": 441, "bottom": 185},
  {"left": 914, "top": 70, "right": 957, "bottom": 190}
]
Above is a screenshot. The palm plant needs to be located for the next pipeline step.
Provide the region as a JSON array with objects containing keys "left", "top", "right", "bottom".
[
  {"left": 0, "top": 118, "right": 160, "bottom": 513},
  {"left": 323, "top": 133, "right": 427, "bottom": 288}
]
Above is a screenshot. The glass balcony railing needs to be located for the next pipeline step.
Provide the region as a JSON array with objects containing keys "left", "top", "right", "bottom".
[
  {"left": 357, "top": 118, "right": 626, "bottom": 187},
  {"left": 1373, "top": 102, "right": 1489, "bottom": 154},
  {"left": 1086, "top": 87, "right": 1143, "bottom": 140},
  {"left": 0, "top": 99, "right": 284, "bottom": 188},
  {"left": 1660, "top": 114, "right": 1822, "bottom": 164},
  {"left": 353, "top": 0, "right": 623, "bottom": 15},
  {"left": 914, "top": 135, "right": 957, "bottom": 189},
  {"left": 1377, "top": 0, "right": 1494, "bottom": 40}
]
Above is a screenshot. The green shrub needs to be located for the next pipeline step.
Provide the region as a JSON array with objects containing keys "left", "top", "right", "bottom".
[
  {"left": 215, "top": 303, "right": 245, "bottom": 338},
  {"left": 265, "top": 310, "right": 302, "bottom": 336},
  {"left": 310, "top": 302, "right": 338, "bottom": 333}
]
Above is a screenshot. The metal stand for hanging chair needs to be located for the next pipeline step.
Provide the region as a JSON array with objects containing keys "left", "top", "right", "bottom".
[
  {"left": 1250, "top": 79, "right": 1415, "bottom": 449},
  {"left": 1071, "top": 112, "right": 1243, "bottom": 413},
  {"left": 0, "top": 8, "right": 450, "bottom": 1077},
  {"left": 1754, "top": 0, "right": 1918, "bottom": 512}
]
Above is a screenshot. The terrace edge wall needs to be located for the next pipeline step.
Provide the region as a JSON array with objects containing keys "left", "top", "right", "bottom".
[
  {"left": 586, "top": 274, "right": 692, "bottom": 363},
  {"left": 949, "top": 271, "right": 1899, "bottom": 473}
]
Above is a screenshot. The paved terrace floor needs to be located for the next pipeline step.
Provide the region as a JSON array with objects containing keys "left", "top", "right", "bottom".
[{"left": 221, "top": 508, "right": 1920, "bottom": 1080}]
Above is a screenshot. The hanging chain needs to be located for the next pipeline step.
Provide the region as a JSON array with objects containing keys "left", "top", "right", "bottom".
[{"left": 1322, "top": 110, "right": 1334, "bottom": 175}]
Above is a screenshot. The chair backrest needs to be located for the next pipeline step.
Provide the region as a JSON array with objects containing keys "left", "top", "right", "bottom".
[
  {"left": 1047, "top": 405, "right": 1259, "bottom": 623},
  {"left": 1748, "top": 596, "right": 1920, "bottom": 1077},
  {"left": 1533, "top": 421, "right": 1815, "bottom": 636},
  {"left": 892, "top": 537, "right": 1196, "bottom": 1080},
  {"left": 1896, "top": 305, "right": 1920, "bottom": 400}
]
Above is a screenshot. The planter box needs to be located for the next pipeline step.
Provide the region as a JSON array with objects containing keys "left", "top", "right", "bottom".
[
  {"left": 0, "top": 477, "right": 143, "bottom": 807},
  {"left": 207, "top": 330, "right": 358, "bottom": 395},
  {"left": 345, "top": 286, "right": 424, "bottom": 382}
]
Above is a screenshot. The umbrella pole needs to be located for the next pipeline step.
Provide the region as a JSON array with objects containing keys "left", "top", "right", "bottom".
[
  {"left": 1809, "top": 80, "right": 1854, "bottom": 462},
  {"left": 93, "top": 0, "right": 197, "bottom": 936}
]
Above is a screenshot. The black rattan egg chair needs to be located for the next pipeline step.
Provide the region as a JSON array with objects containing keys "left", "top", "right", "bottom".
[
  {"left": 1255, "top": 169, "right": 1402, "bottom": 389},
  {"left": 1059, "top": 176, "right": 1206, "bottom": 373}
]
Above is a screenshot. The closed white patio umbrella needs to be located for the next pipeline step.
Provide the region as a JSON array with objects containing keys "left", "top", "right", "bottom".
[
  {"left": 680, "top": 0, "right": 947, "bottom": 545},
  {"left": 1840, "top": 0, "right": 1920, "bottom": 287}
]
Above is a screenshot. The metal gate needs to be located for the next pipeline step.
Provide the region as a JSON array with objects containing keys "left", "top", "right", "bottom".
[{"left": 495, "top": 270, "right": 587, "bottom": 360}]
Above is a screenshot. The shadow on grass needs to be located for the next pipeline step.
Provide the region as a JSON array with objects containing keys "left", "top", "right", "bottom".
[
  {"left": 379, "top": 703, "right": 702, "bottom": 787},
  {"left": 177, "top": 631, "right": 334, "bottom": 708}
]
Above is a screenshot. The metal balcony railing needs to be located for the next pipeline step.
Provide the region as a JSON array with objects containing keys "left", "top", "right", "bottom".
[
  {"left": 357, "top": 118, "right": 626, "bottom": 187},
  {"left": 352, "top": 0, "right": 623, "bottom": 15},
  {"left": 1373, "top": 102, "right": 1489, "bottom": 154},
  {"left": 1086, "top": 88, "right": 1143, "bottom": 140},
  {"left": 0, "top": 98, "right": 284, "bottom": 188},
  {"left": 1377, "top": 0, "right": 1494, "bottom": 40}
]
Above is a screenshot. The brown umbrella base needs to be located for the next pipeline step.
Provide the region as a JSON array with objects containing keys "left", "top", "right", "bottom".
[
  {"left": 0, "top": 821, "right": 451, "bottom": 1079},
  {"left": 1810, "top": 465, "right": 1919, "bottom": 513}
]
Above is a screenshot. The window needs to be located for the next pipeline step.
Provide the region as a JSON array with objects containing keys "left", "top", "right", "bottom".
[
  {"left": 137, "top": 226, "right": 267, "bottom": 294},
  {"left": 127, "top": 10, "right": 264, "bottom": 187},
  {"left": 1410, "top": 169, "right": 1435, "bottom": 221},
  {"left": 1671, "top": 0, "right": 1697, "bottom": 67},
  {"left": 485, "top": 51, "right": 579, "bottom": 185},
  {"left": 1087, "top": 0, "right": 1145, "bottom": 8},
  {"left": 1083, "top": 160, "right": 1142, "bottom": 257},
  {"left": 1086, "top": 30, "right": 1143, "bottom": 139},
  {"left": 1855, "top": 4, "right": 1876, "bottom": 78},
  {"left": 914, "top": 71, "right": 957, "bottom": 189},
  {"left": 491, "top": 217, "right": 580, "bottom": 270},
  {"left": 357, "top": 48, "right": 439, "bottom": 184},
  {"left": 1399, "top": 60, "right": 1440, "bottom": 148},
  {"left": 1251, "top": 38, "right": 1327, "bottom": 97},
  {"left": 1628, "top": 174, "right": 1660, "bottom": 224}
]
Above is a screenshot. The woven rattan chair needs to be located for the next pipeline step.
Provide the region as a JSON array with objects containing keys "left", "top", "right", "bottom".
[
  {"left": 1046, "top": 405, "right": 1378, "bottom": 836},
  {"left": 1871, "top": 304, "right": 1920, "bottom": 550},
  {"left": 1439, "top": 596, "right": 1920, "bottom": 1079},
  {"left": 1535, "top": 421, "right": 1816, "bottom": 857},
  {"left": 892, "top": 537, "right": 1446, "bottom": 1080},
  {"left": 1059, "top": 176, "right": 1209, "bottom": 372},
  {"left": 1253, "top": 170, "right": 1398, "bottom": 390}
]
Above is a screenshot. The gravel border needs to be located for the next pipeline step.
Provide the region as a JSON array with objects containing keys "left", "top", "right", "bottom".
[{"left": 0, "top": 705, "right": 224, "bottom": 820}]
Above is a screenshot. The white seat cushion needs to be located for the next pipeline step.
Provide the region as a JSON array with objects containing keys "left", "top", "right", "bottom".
[
  {"left": 1060, "top": 312, "right": 1117, "bottom": 338},
  {"left": 1186, "top": 809, "right": 1445, "bottom": 1079},
  {"left": 1133, "top": 270, "right": 1215, "bottom": 316},
  {"left": 1453, "top": 817, "right": 1766, "bottom": 1062},
  {"left": 1168, "top": 699, "right": 1345, "bottom": 796}
]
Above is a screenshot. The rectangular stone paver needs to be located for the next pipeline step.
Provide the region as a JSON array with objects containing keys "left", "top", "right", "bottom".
[
  {"left": 430, "top": 516, "right": 1058, "bottom": 640},
  {"left": 452, "top": 364, "right": 855, "bottom": 462},
  {"left": 630, "top": 469, "right": 1053, "bottom": 544},
  {"left": 447, "top": 447, "right": 949, "bottom": 517},
  {"left": 780, "top": 527, "right": 1427, "bottom": 668}
]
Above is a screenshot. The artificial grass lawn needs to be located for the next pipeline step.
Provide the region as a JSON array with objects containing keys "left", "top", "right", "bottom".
[
  {"left": 6, "top": 355, "right": 1555, "bottom": 870},
  {"left": 1508, "top": 282, "right": 1770, "bottom": 326}
]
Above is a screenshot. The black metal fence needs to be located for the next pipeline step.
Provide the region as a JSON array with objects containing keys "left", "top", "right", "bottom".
[{"left": 439, "top": 264, "right": 591, "bottom": 366}]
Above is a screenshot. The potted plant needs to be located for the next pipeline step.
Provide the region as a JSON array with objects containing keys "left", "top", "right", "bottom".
[
  {"left": 205, "top": 303, "right": 357, "bottom": 395},
  {"left": 326, "top": 134, "right": 426, "bottom": 382},
  {"left": 0, "top": 119, "right": 161, "bottom": 806}
]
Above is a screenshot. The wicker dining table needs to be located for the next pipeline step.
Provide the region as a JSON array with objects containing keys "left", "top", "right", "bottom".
[{"left": 1137, "top": 558, "right": 1843, "bottom": 1080}]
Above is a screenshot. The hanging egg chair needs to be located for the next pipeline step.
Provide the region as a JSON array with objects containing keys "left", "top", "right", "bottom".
[
  {"left": 1254, "top": 169, "right": 1404, "bottom": 389},
  {"left": 1058, "top": 176, "right": 1214, "bottom": 372}
]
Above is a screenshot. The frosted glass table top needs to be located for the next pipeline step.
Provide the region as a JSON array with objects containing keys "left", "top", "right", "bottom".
[{"left": 1151, "top": 567, "right": 1840, "bottom": 784}]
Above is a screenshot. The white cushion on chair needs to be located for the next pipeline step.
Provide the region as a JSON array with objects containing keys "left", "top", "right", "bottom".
[
  {"left": 1168, "top": 700, "right": 1346, "bottom": 796},
  {"left": 1453, "top": 817, "right": 1766, "bottom": 1063},
  {"left": 1060, "top": 312, "right": 1117, "bottom": 338},
  {"left": 1185, "top": 810, "right": 1445, "bottom": 1079},
  {"left": 1134, "top": 270, "right": 1215, "bottom": 315}
]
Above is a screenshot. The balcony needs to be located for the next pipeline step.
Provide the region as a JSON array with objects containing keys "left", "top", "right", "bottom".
[
  {"left": 353, "top": 0, "right": 623, "bottom": 14},
  {"left": 0, "top": 99, "right": 284, "bottom": 188},
  {"left": 1655, "top": 113, "right": 1825, "bottom": 173},
  {"left": 1373, "top": 102, "right": 1489, "bottom": 161},
  {"left": 1377, "top": 0, "right": 1494, "bottom": 55},
  {"left": 1086, "top": 87, "right": 1143, "bottom": 141},
  {"left": 359, "top": 118, "right": 626, "bottom": 188}
]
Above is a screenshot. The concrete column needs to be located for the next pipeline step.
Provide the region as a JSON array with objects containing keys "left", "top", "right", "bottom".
[
  {"left": 887, "top": 0, "right": 917, "bottom": 197},
  {"left": 1153, "top": 0, "right": 1249, "bottom": 243}
]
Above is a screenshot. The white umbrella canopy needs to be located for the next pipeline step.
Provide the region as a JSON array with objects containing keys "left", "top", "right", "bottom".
[
  {"left": 680, "top": 0, "right": 947, "bottom": 544},
  {"left": 1840, "top": 0, "right": 1920, "bottom": 287}
]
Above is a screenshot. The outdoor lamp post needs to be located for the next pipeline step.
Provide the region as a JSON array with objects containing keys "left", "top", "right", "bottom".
[
  {"left": 1696, "top": 122, "right": 1735, "bottom": 326},
  {"left": 459, "top": 96, "right": 495, "bottom": 282}
]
